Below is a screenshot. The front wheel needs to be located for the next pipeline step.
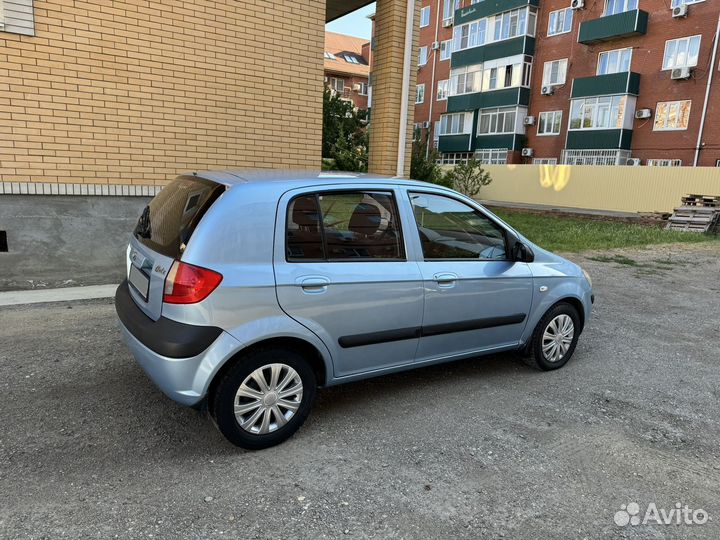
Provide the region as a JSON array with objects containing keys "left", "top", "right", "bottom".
[
  {"left": 211, "top": 348, "right": 317, "bottom": 449},
  {"left": 524, "top": 303, "right": 581, "bottom": 371}
]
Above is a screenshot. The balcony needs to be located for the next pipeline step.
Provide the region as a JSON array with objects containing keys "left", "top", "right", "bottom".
[
  {"left": 455, "top": 0, "right": 539, "bottom": 25},
  {"left": 578, "top": 10, "right": 648, "bottom": 45},
  {"left": 566, "top": 130, "right": 633, "bottom": 150},
  {"left": 451, "top": 36, "right": 535, "bottom": 69},
  {"left": 571, "top": 72, "right": 641, "bottom": 99},
  {"left": 438, "top": 134, "right": 473, "bottom": 153},
  {"left": 447, "top": 87, "right": 530, "bottom": 114},
  {"left": 475, "top": 134, "right": 522, "bottom": 151}
]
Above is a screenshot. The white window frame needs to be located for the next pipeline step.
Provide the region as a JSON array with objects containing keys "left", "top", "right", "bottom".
[
  {"left": 597, "top": 48, "right": 633, "bottom": 75},
  {"left": 452, "top": 7, "right": 537, "bottom": 53},
  {"left": 420, "top": 6, "right": 431, "bottom": 28},
  {"left": 542, "top": 59, "right": 568, "bottom": 86},
  {"left": 671, "top": 0, "right": 705, "bottom": 7},
  {"left": 662, "top": 35, "right": 702, "bottom": 70},
  {"left": 324, "top": 52, "right": 336, "bottom": 60},
  {"left": 533, "top": 158, "right": 558, "bottom": 165},
  {"left": 604, "top": 0, "right": 638, "bottom": 17},
  {"left": 418, "top": 46, "right": 429, "bottom": 66},
  {"left": 569, "top": 95, "right": 633, "bottom": 131},
  {"left": 547, "top": 8, "right": 573, "bottom": 37},
  {"left": 357, "top": 82, "right": 368, "bottom": 96},
  {"left": 653, "top": 100, "right": 692, "bottom": 131},
  {"left": 449, "top": 63, "right": 483, "bottom": 96},
  {"left": 437, "top": 79, "right": 449, "bottom": 101},
  {"left": 474, "top": 149, "right": 508, "bottom": 165},
  {"left": 439, "top": 112, "right": 473, "bottom": 135},
  {"left": 477, "top": 107, "right": 523, "bottom": 136},
  {"left": 416, "top": 83, "right": 426, "bottom": 104},
  {"left": 538, "top": 111, "right": 563, "bottom": 136},
  {"left": 440, "top": 39, "right": 453, "bottom": 61},
  {"left": 647, "top": 159, "right": 683, "bottom": 166},
  {"left": 443, "top": 0, "right": 461, "bottom": 25}
]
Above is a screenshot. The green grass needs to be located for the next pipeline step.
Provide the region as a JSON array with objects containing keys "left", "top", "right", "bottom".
[{"left": 491, "top": 208, "right": 720, "bottom": 253}]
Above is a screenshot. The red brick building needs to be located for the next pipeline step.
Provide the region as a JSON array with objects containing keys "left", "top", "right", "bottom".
[
  {"left": 414, "top": 0, "right": 720, "bottom": 166},
  {"left": 324, "top": 32, "right": 371, "bottom": 110}
]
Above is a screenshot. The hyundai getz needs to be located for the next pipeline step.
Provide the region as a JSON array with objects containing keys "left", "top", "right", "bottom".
[{"left": 116, "top": 170, "right": 593, "bottom": 449}]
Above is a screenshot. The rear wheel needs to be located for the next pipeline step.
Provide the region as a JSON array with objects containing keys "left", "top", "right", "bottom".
[
  {"left": 211, "top": 348, "right": 316, "bottom": 449},
  {"left": 524, "top": 303, "right": 581, "bottom": 371}
]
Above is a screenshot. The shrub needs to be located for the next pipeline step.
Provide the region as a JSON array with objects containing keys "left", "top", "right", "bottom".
[
  {"left": 410, "top": 132, "right": 450, "bottom": 187},
  {"left": 443, "top": 159, "right": 492, "bottom": 198}
]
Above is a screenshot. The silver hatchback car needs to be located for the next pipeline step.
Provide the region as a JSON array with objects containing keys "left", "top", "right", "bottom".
[{"left": 116, "top": 170, "right": 593, "bottom": 449}]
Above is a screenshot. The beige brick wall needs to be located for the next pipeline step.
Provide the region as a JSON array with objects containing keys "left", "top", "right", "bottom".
[
  {"left": 368, "top": 0, "right": 419, "bottom": 178},
  {"left": 1, "top": 0, "right": 325, "bottom": 186}
]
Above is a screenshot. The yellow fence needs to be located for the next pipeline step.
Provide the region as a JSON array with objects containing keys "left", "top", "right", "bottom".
[{"left": 467, "top": 165, "right": 720, "bottom": 214}]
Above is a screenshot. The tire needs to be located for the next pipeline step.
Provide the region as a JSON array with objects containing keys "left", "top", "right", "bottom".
[
  {"left": 523, "top": 302, "right": 581, "bottom": 371},
  {"left": 211, "top": 347, "right": 317, "bottom": 450}
]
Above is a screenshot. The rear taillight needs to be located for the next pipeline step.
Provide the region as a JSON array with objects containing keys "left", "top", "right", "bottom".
[{"left": 163, "top": 260, "right": 223, "bottom": 304}]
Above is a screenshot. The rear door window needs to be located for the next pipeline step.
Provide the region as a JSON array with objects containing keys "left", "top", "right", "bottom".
[
  {"left": 134, "top": 176, "right": 224, "bottom": 258},
  {"left": 286, "top": 191, "right": 405, "bottom": 261}
]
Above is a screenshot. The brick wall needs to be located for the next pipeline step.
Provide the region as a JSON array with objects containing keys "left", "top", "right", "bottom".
[{"left": 1, "top": 0, "right": 325, "bottom": 186}]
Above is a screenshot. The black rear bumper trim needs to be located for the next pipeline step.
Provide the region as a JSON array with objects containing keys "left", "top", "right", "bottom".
[{"left": 115, "top": 280, "right": 222, "bottom": 358}]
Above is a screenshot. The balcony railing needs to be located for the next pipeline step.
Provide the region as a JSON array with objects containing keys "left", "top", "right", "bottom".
[
  {"left": 578, "top": 10, "right": 648, "bottom": 45},
  {"left": 571, "top": 72, "right": 641, "bottom": 99}
]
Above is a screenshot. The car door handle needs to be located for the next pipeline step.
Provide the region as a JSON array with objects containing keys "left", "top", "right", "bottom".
[
  {"left": 433, "top": 272, "right": 458, "bottom": 288},
  {"left": 297, "top": 276, "right": 330, "bottom": 293}
]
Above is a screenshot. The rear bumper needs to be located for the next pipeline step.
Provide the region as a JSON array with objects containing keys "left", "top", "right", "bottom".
[{"left": 115, "top": 280, "right": 240, "bottom": 406}]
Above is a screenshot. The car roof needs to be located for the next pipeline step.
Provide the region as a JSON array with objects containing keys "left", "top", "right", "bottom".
[{"left": 186, "top": 169, "right": 437, "bottom": 189}]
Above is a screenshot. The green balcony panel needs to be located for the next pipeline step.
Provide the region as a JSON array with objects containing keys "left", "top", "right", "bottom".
[
  {"left": 566, "top": 129, "right": 633, "bottom": 150},
  {"left": 475, "top": 134, "right": 521, "bottom": 151},
  {"left": 452, "top": 36, "right": 535, "bottom": 69},
  {"left": 438, "top": 134, "right": 474, "bottom": 153},
  {"left": 571, "top": 72, "right": 640, "bottom": 98},
  {"left": 447, "top": 87, "right": 530, "bottom": 113},
  {"left": 455, "top": 0, "right": 539, "bottom": 25},
  {"left": 578, "top": 10, "right": 648, "bottom": 45}
]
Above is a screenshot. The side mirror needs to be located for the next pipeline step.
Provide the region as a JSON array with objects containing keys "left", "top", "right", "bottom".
[{"left": 512, "top": 241, "right": 535, "bottom": 263}]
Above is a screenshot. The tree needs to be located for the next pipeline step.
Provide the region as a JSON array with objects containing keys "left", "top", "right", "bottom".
[
  {"left": 442, "top": 159, "right": 492, "bottom": 198},
  {"left": 322, "top": 88, "right": 368, "bottom": 172},
  {"left": 410, "top": 130, "right": 450, "bottom": 187}
]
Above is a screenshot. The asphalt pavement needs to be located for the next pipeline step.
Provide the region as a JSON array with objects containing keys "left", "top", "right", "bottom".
[{"left": 1, "top": 243, "right": 719, "bottom": 539}]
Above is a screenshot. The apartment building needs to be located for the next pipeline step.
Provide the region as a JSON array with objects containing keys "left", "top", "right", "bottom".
[
  {"left": 415, "top": 0, "right": 720, "bottom": 166},
  {"left": 324, "top": 32, "right": 371, "bottom": 109}
]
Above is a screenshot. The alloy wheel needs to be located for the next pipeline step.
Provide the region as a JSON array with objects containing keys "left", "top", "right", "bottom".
[{"left": 542, "top": 314, "right": 575, "bottom": 363}]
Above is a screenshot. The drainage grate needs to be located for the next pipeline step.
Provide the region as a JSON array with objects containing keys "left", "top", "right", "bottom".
[{"left": 0, "top": 231, "right": 7, "bottom": 252}]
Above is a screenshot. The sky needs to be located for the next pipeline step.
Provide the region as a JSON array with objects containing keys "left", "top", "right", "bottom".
[{"left": 325, "top": 3, "right": 376, "bottom": 40}]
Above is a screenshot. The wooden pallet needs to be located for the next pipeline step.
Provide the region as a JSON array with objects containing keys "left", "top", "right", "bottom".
[
  {"left": 681, "top": 194, "right": 720, "bottom": 208},
  {"left": 666, "top": 206, "right": 720, "bottom": 233}
]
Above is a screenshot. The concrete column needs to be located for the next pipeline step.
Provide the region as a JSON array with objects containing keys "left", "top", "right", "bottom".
[{"left": 368, "top": 0, "right": 420, "bottom": 178}]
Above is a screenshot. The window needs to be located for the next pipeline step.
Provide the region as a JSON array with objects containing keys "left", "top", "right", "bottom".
[
  {"left": 653, "top": 100, "right": 691, "bottom": 131},
  {"left": 452, "top": 7, "right": 536, "bottom": 52},
  {"left": 533, "top": 158, "right": 558, "bottom": 165},
  {"left": 453, "top": 19, "right": 487, "bottom": 51},
  {"left": 449, "top": 64, "right": 482, "bottom": 95},
  {"left": 343, "top": 54, "right": 360, "bottom": 64},
  {"left": 437, "top": 79, "right": 449, "bottom": 101},
  {"left": 418, "top": 46, "right": 428, "bottom": 66},
  {"left": 647, "top": 159, "right": 683, "bottom": 167},
  {"left": 474, "top": 149, "right": 508, "bottom": 164},
  {"left": 437, "top": 152, "right": 473, "bottom": 165},
  {"left": 493, "top": 8, "right": 533, "bottom": 42},
  {"left": 538, "top": 111, "right": 562, "bottom": 135},
  {"left": 439, "top": 112, "right": 472, "bottom": 135},
  {"left": 543, "top": 59, "right": 568, "bottom": 86},
  {"left": 286, "top": 192, "right": 404, "bottom": 261},
  {"left": 561, "top": 149, "right": 631, "bottom": 165},
  {"left": 672, "top": 0, "right": 705, "bottom": 6},
  {"left": 481, "top": 56, "right": 532, "bottom": 91},
  {"left": 357, "top": 82, "right": 368, "bottom": 95},
  {"left": 420, "top": 6, "right": 431, "bottom": 28},
  {"left": 604, "top": 0, "right": 638, "bottom": 16},
  {"left": 328, "top": 77, "right": 344, "bottom": 93},
  {"left": 569, "top": 95, "right": 629, "bottom": 130},
  {"left": 416, "top": 83, "right": 425, "bottom": 104},
  {"left": 597, "top": 48, "right": 632, "bottom": 75},
  {"left": 324, "top": 52, "right": 336, "bottom": 60},
  {"left": 409, "top": 193, "right": 508, "bottom": 260},
  {"left": 440, "top": 39, "right": 453, "bottom": 61},
  {"left": 548, "top": 8, "right": 573, "bottom": 36},
  {"left": 663, "top": 36, "right": 701, "bottom": 70},
  {"left": 443, "top": 0, "right": 461, "bottom": 25},
  {"left": 478, "top": 108, "right": 517, "bottom": 135}
]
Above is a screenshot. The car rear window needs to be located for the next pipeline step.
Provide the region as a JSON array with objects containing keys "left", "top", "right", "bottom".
[{"left": 133, "top": 175, "right": 224, "bottom": 258}]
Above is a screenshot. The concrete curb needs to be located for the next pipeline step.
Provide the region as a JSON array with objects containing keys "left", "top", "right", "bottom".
[{"left": 0, "top": 284, "right": 118, "bottom": 307}]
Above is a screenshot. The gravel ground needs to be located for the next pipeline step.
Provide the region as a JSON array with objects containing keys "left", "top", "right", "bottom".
[{"left": 1, "top": 243, "right": 719, "bottom": 539}]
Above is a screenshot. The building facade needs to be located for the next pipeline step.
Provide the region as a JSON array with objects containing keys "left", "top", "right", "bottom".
[
  {"left": 415, "top": 0, "right": 720, "bottom": 167},
  {"left": 324, "top": 32, "right": 371, "bottom": 109}
]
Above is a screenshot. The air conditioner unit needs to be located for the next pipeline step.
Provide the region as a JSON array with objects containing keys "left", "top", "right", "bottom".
[
  {"left": 422, "top": 121, "right": 430, "bottom": 129},
  {"left": 521, "top": 148, "right": 534, "bottom": 157},
  {"left": 672, "top": 4, "right": 688, "bottom": 18},
  {"left": 524, "top": 116, "right": 536, "bottom": 126},
  {"left": 352, "top": 83, "right": 361, "bottom": 91},
  {"left": 626, "top": 158, "right": 642, "bottom": 166},
  {"left": 431, "top": 41, "right": 440, "bottom": 51},
  {"left": 671, "top": 67, "right": 692, "bottom": 80},
  {"left": 442, "top": 18, "right": 453, "bottom": 27},
  {"left": 570, "top": 0, "right": 585, "bottom": 10},
  {"left": 635, "top": 108, "right": 652, "bottom": 119},
  {"left": 541, "top": 85, "right": 555, "bottom": 96}
]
